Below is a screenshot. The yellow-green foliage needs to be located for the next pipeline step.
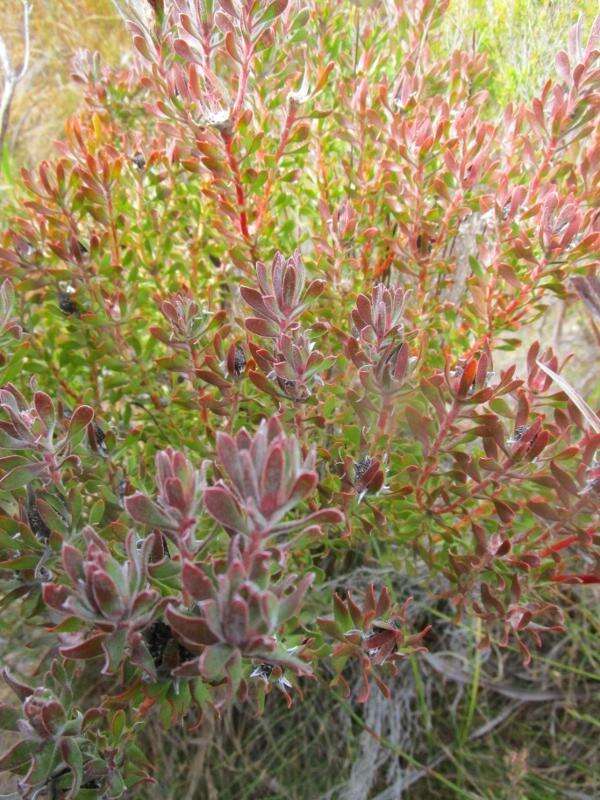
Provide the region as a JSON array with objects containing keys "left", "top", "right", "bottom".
[{"left": 443, "top": 0, "right": 598, "bottom": 103}]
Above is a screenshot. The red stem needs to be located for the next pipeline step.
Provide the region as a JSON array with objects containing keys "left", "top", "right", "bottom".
[{"left": 221, "top": 130, "right": 250, "bottom": 242}]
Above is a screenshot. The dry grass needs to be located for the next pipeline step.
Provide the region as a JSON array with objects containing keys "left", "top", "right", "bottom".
[{"left": 0, "top": 0, "right": 127, "bottom": 165}]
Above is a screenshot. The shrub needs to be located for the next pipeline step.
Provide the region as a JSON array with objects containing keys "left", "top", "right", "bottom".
[{"left": 0, "top": 1, "right": 598, "bottom": 796}]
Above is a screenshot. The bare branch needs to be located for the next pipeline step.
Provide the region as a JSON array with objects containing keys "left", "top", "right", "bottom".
[
  {"left": 0, "top": 30, "right": 13, "bottom": 80},
  {"left": 0, "top": 0, "right": 32, "bottom": 155},
  {"left": 17, "top": 0, "right": 31, "bottom": 80}
]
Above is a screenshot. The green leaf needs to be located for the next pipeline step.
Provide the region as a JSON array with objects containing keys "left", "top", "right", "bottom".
[{"left": 0, "top": 462, "right": 46, "bottom": 491}]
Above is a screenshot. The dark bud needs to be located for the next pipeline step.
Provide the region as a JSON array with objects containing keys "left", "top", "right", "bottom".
[
  {"left": 91, "top": 423, "right": 108, "bottom": 456},
  {"left": 233, "top": 346, "right": 246, "bottom": 376},
  {"left": 26, "top": 486, "right": 51, "bottom": 542},
  {"left": 354, "top": 455, "right": 374, "bottom": 483},
  {"left": 15, "top": 239, "right": 35, "bottom": 260},
  {"left": 145, "top": 620, "right": 172, "bottom": 668},
  {"left": 145, "top": 619, "right": 193, "bottom": 673},
  {"left": 117, "top": 478, "right": 132, "bottom": 508},
  {"left": 227, "top": 344, "right": 246, "bottom": 378},
  {"left": 177, "top": 642, "right": 194, "bottom": 663},
  {"left": 132, "top": 151, "right": 146, "bottom": 170},
  {"left": 416, "top": 234, "right": 432, "bottom": 255},
  {"left": 209, "top": 254, "right": 221, "bottom": 268},
  {"left": 276, "top": 376, "right": 309, "bottom": 402},
  {"left": 353, "top": 455, "right": 384, "bottom": 497},
  {"left": 513, "top": 425, "right": 528, "bottom": 441},
  {"left": 58, "top": 290, "right": 78, "bottom": 316}
]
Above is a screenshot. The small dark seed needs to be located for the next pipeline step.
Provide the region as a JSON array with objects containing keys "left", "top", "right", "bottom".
[
  {"left": 26, "top": 488, "right": 51, "bottom": 542},
  {"left": 132, "top": 152, "right": 146, "bottom": 170},
  {"left": 233, "top": 345, "right": 246, "bottom": 376},
  {"left": 58, "top": 291, "right": 78, "bottom": 315},
  {"left": 354, "top": 456, "right": 374, "bottom": 483}
]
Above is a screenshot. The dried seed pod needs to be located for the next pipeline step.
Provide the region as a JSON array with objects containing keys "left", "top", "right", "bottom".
[
  {"left": 57, "top": 290, "right": 78, "bottom": 316},
  {"left": 92, "top": 423, "right": 108, "bottom": 456},
  {"left": 354, "top": 455, "right": 375, "bottom": 484},
  {"left": 145, "top": 620, "right": 173, "bottom": 668},
  {"left": 233, "top": 345, "right": 246, "bottom": 376},
  {"left": 132, "top": 151, "right": 146, "bottom": 170},
  {"left": 26, "top": 486, "right": 51, "bottom": 542}
]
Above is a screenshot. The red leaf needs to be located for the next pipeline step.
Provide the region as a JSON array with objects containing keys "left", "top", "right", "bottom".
[
  {"left": 182, "top": 560, "right": 214, "bottom": 601},
  {"left": 203, "top": 485, "right": 246, "bottom": 533}
]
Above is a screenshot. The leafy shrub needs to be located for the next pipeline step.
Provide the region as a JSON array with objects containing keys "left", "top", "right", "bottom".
[{"left": 0, "top": 1, "right": 598, "bottom": 796}]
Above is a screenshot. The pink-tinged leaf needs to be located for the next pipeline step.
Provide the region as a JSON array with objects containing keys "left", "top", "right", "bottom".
[
  {"left": 551, "top": 573, "right": 600, "bottom": 585},
  {"left": 357, "top": 668, "right": 371, "bottom": 704},
  {"left": 166, "top": 604, "right": 219, "bottom": 646},
  {"left": 133, "top": 35, "right": 152, "bottom": 61},
  {"left": 217, "top": 0, "right": 236, "bottom": 17},
  {"left": 245, "top": 316, "right": 277, "bottom": 337},
  {"left": 261, "top": 445, "right": 284, "bottom": 507},
  {"left": 62, "top": 544, "right": 84, "bottom": 584},
  {"left": 457, "top": 358, "right": 477, "bottom": 398},
  {"left": 1, "top": 669, "right": 34, "bottom": 701},
  {"left": 221, "top": 598, "right": 249, "bottom": 646},
  {"left": 41, "top": 701, "right": 66, "bottom": 736},
  {"left": 34, "top": 392, "right": 55, "bottom": 428},
  {"left": 248, "top": 370, "right": 282, "bottom": 398},
  {"left": 172, "top": 657, "right": 202, "bottom": 677},
  {"left": 164, "top": 477, "right": 186, "bottom": 513},
  {"left": 182, "top": 560, "right": 214, "bottom": 601},
  {"left": 173, "top": 38, "right": 194, "bottom": 60},
  {"left": 0, "top": 739, "right": 38, "bottom": 772},
  {"left": 277, "top": 573, "right": 314, "bottom": 624},
  {"left": 101, "top": 628, "right": 127, "bottom": 674},
  {"left": 355, "top": 293, "right": 372, "bottom": 326},
  {"left": 42, "top": 582, "right": 70, "bottom": 612},
  {"left": 125, "top": 493, "right": 174, "bottom": 528},
  {"left": 203, "top": 485, "right": 246, "bottom": 533},
  {"left": 61, "top": 738, "right": 83, "bottom": 796},
  {"left": 195, "top": 369, "right": 232, "bottom": 390},
  {"left": 129, "top": 632, "right": 157, "bottom": 679},
  {"left": 91, "top": 571, "right": 120, "bottom": 617},
  {"left": 259, "top": 0, "right": 289, "bottom": 27},
  {"left": 68, "top": 405, "right": 94, "bottom": 440},
  {"left": 527, "top": 500, "right": 562, "bottom": 521},
  {"left": 59, "top": 633, "right": 105, "bottom": 660},
  {"left": 216, "top": 432, "right": 244, "bottom": 489},
  {"left": 304, "top": 508, "right": 344, "bottom": 526},
  {"left": 81, "top": 707, "right": 103, "bottom": 730},
  {"left": 214, "top": 10, "right": 236, "bottom": 35},
  {"left": 199, "top": 643, "right": 232, "bottom": 681},
  {"left": 481, "top": 583, "right": 504, "bottom": 614},
  {"left": 536, "top": 361, "right": 600, "bottom": 433},
  {"left": 555, "top": 50, "right": 571, "bottom": 83},
  {"left": 240, "top": 287, "right": 275, "bottom": 320},
  {"left": 287, "top": 471, "right": 317, "bottom": 506},
  {"left": 281, "top": 262, "right": 297, "bottom": 311},
  {"left": 0, "top": 460, "right": 46, "bottom": 491},
  {"left": 316, "top": 616, "right": 342, "bottom": 639}
]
